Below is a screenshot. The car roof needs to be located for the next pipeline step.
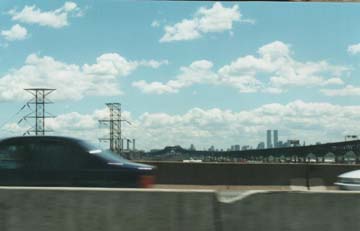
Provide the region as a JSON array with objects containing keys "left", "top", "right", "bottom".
[
  {"left": 338, "top": 170, "right": 360, "bottom": 179},
  {"left": 0, "top": 136, "right": 83, "bottom": 143}
]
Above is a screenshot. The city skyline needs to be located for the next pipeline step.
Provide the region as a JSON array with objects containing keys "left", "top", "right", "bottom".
[{"left": 1, "top": 1, "right": 360, "bottom": 150}]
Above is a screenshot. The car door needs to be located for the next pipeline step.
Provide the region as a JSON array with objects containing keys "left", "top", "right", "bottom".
[
  {"left": 0, "top": 141, "right": 28, "bottom": 185},
  {"left": 75, "top": 148, "right": 138, "bottom": 187},
  {"left": 67, "top": 145, "right": 109, "bottom": 186},
  {"left": 25, "top": 139, "right": 80, "bottom": 186}
]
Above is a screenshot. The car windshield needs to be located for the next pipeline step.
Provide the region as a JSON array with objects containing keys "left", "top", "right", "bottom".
[
  {"left": 77, "top": 140, "right": 130, "bottom": 163},
  {"left": 95, "top": 149, "right": 131, "bottom": 164}
]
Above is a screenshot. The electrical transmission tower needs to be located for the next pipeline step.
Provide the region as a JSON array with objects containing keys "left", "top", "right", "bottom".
[
  {"left": 19, "top": 88, "right": 56, "bottom": 136},
  {"left": 99, "top": 103, "right": 130, "bottom": 153}
]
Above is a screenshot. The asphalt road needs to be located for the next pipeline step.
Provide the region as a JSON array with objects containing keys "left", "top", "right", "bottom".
[{"left": 154, "top": 184, "right": 339, "bottom": 191}]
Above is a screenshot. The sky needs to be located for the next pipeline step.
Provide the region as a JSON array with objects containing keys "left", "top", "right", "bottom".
[{"left": 1, "top": 1, "right": 360, "bottom": 150}]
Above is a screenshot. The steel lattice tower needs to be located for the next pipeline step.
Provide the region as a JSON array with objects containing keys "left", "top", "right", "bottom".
[
  {"left": 23, "top": 88, "right": 55, "bottom": 136},
  {"left": 99, "top": 103, "right": 130, "bottom": 152}
]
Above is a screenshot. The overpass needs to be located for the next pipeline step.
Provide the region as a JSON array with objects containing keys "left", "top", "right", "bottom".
[{"left": 139, "top": 140, "right": 360, "bottom": 163}]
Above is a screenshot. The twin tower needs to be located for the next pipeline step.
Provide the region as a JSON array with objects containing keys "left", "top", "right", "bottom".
[{"left": 266, "top": 130, "right": 278, "bottom": 149}]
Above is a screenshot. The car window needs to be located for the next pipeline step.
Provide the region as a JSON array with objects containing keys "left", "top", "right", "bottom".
[
  {"left": 0, "top": 142, "right": 27, "bottom": 169},
  {"left": 77, "top": 140, "right": 129, "bottom": 163},
  {"left": 27, "top": 140, "right": 86, "bottom": 170},
  {"left": 94, "top": 149, "right": 131, "bottom": 164}
]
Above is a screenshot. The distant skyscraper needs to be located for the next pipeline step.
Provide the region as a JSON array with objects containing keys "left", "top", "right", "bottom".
[
  {"left": 241, "top": 145, "right": 250, "bottom": 150},
  {"left": 287, "top": 140, "right": 300, "bottom": 147},
  {"left": 267, "top": 130, "right": 272, "bottom": 148},
  {"left": 257, "top": 142, "right": 265, "bottom": 149},
  {"left": 273, "top": 130, "right": 278, "bottom": 148}
]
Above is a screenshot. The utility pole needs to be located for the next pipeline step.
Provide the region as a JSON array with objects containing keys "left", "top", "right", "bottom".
[
  {"left": 99, "top": 103, "right": 130, "bottom": 153},
  {"left": 19, "top": 88, "right": 55, "bottom": 136}
]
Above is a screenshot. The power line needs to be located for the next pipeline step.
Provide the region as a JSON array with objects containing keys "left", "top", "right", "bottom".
[{"left": 0, "top": 103, "right": 30, "bottom": 130}]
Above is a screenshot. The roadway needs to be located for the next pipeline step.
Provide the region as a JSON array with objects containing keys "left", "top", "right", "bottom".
[{"left": 154, "top": 184, "right": 338, "bottom": 191}]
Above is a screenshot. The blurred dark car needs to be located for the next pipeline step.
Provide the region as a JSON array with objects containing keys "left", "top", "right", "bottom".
[{"left": 0, "top": 136, "right": 155, "bottom": 188}]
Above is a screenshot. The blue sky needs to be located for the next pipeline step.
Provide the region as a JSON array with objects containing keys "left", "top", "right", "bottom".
[{"left": 1, "top": 1, "right": 360, "bottom": 150}]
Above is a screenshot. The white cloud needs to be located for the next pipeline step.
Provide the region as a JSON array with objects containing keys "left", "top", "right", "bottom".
[
  {"left": 133, "top": 60, "right": 218, "bottom": 94},
  {"left": 160, "top": 3, "right": 252, "bottom": 42},
  {"left": 151, "top": 20, "right": 160, "bottom": 28},
  {"left": 3, "top": 123, "right": 30, "bottom": 135},
  {"left": 322, "top": 78, "right": 344, "bottom": 86},
  {"left": 321, "top": 85, "right": 360, "bottom": 96},
  {"left": 258, "top": 41, "right": 291, "bottom": 58},
  {"left": 161, "top": 20, "right": 200, "bottom": 42},
  {"left": 132, "top": 81, "right": 178, "bottom": 94},
  {"left": 263, "top": 87, "right": 283, "bottom": 94},
  {"left": 0, "top": 53, "right": 168, "bottom": 101},
  {"left": 348, "top": 43, "right": 360, "bottom": 55},
  {"left": 138, "top": 59, "right": 169, "bottom": 69},
  {"left": 134, "top": 41, "right": 348, "bottom": 94},
  {"left": 219, "top": 41, "right": 347, "bottom": 93},
  {"left": 83, "top": 53, "right": 168, "bottom": 76},
  {"left": 135, "top": 101, "right": 360, "bottom": 149},
  {"left": 1, "top": 24, "right": 28, "bottom": 41},
  {"left": 83, "top": 53, "right": 138, "bottom": 77},
  {"left": 8, "top": 1, "right": 83, "bottom": 28},
  {"left": 219, "top": 75, "right": 262, "bottom": 93},
  {"left": 2, "top": 100, "right": 360, "bottom": 150}
]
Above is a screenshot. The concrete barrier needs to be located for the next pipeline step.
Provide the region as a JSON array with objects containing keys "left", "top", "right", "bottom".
[
  {"left": 2, "top": 187, "right": 360, "bottom": 231},
  {"left": 218, "top": 190, "right": 360, "bottom": 231},
  {"left": 0, "top": 187, "right": 218, "bottom": 231},
  {"left": 140, "top": 161, "right": 360, "bottom": 186}
]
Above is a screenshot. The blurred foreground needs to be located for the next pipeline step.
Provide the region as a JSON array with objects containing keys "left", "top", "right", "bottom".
[{"left": 0, "top": 187, "right": 358, "bottom": 231}]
